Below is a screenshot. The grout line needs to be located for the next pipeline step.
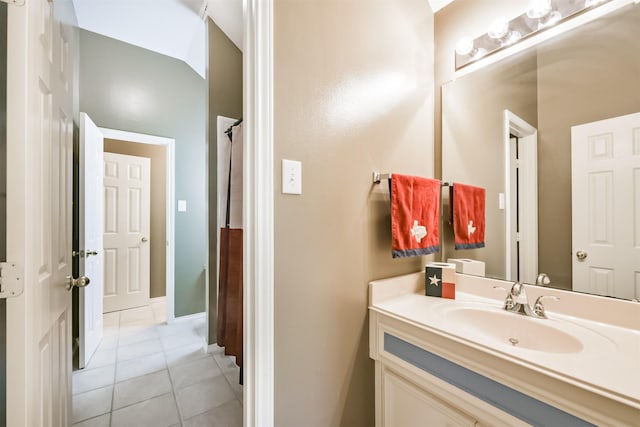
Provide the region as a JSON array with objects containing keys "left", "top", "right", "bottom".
[
  {"left": 70, "top": 411, "right": 111, "bottom": 426},
  {"left": 81, "top": 307, "right": 215, "bottom": 426},
  {"left": 110, "top": 387, "right": 174, "bottom": 413},
  {"left": 164, "top": 352, "right": 185, "bottom": 426},
  {"left": 71, "top": 384, "right": 114, "bottom": 424},
  {"left": 212, "top": 351, "right": 244, "bottom": 403}
]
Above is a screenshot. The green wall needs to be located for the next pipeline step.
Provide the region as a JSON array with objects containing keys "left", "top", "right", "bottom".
[{"left": 79, "top": 29, "right": 207, "bottom": 317}]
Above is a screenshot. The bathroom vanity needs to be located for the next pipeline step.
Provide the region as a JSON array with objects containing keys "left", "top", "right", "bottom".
[{"left": 369, "top": 272, "right": 640, "bottom": 426}]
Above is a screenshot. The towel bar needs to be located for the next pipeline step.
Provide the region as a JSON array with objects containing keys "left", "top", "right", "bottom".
[
  {"left": 372, "top": 172, "right": 391, "bottom": 184},
  {"left": 372, "top": 171, "right": 452, "bottom": 187}
]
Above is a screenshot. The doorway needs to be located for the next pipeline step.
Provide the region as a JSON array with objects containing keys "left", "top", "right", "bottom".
[
  {"left": 72, "top": 126, "right": 177, "bottom": 371},
  {"left": 504, "top": 110, "right": 539, "bottom": 284},
  {"left": 100, "top": 128, "right": 176, "bottom": 321}
]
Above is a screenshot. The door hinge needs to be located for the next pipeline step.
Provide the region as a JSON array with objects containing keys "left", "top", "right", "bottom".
[{"left": 0, "top": 262, "right": 24, "bottom": 298}]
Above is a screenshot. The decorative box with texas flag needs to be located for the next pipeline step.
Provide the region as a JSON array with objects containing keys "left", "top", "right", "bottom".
[{"left": 425, "top": 262, "right": 456, "bottom": 299}]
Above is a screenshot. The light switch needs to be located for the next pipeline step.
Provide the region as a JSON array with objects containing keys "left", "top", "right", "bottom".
[
  {"left": 498, "top": 193, "right": 505, "bottom": 210},
  {"left": 178, "top": 200, "right": 187, "bottom": 212},
  {"left": 282, "top": 159, "right": 302, "bottom": 195}
]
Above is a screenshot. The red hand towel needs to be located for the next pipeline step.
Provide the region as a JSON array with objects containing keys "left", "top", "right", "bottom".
[
  {"left": 390, "top": 174, "right": 441, "bottom": 258},
  {"left": 451, "top": 183, "right": 485, "bottom": 250}
]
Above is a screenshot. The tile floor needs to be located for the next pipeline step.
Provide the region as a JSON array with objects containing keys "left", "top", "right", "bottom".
[{"left": 72, "top": 300, "right": 242, "bottom": 427}]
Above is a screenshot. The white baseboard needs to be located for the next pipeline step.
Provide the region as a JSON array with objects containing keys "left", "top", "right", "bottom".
[
  {"left": 150, "top": 296, "right": 166, "bottom": 304},
  {"left": 207, "top": 343, "right": 223, "bottom": 353},
  {"left": 174, "top": 311, "right": 206, "bottom": 322}
]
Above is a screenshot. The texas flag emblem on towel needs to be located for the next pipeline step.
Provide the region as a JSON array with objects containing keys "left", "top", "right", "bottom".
[{"left": 390, "top": 174, "right": 441, "bottom": 258}]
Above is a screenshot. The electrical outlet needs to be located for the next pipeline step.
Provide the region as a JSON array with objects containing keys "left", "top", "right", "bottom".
[{"left": 282, "top": 159, "right": 302, "bottom": 195}]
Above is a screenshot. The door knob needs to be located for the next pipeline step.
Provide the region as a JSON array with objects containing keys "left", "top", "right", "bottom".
[
  {"left": 576, "top": 251, "right": 588, "bottom": 260},
  {"left": 86, "top": 250, "right": 98, "bottom": 256},
  {"left": 66, "top": 276, "right": 90, "bottom": 290},
  {"left": 141, "top": 237, "right": 148, "bottom": 242}
]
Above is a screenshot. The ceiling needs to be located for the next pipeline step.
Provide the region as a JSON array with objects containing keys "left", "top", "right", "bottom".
[
  {"left": 429, "top": 0, "right": 455, "bottom": 12},
  {"left": 72, "top": 0, "right": 242, "bottom": 78},
  {"left": 71, "top": 0, "right": 451, "bottom": 79}
]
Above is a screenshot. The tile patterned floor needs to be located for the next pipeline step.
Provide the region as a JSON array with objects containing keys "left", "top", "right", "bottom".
[{"left": 72, "top": 301, "right": 242, "bottom": 427}]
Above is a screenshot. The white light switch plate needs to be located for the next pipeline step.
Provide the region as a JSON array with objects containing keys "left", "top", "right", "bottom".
[
  {"left": 282, "top": 159, "right": 302, "bottom": 195},
  {"left": 178, "top": 200, "right": 187, "bottom": 212}
]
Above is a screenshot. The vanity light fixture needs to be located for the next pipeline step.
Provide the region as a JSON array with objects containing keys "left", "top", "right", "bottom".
[
  {"left": 454, "top": 0, "right": 616, "bottom": 70},
  {"left": 527, "top": 0, "right": 562, "bottom": 30}
]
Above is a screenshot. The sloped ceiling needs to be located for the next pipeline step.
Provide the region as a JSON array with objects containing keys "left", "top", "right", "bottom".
[
  {"left": 72, "top": 0, "right": 451, "bottom": 79},
  {"left": 72, "top": 0, "right": 242, "bottom": 78}
]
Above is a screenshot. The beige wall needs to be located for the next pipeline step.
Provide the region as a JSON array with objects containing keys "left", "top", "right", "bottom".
[
  {"left": 274, "top": 0, "right": 434, "bottom": 425},
  {"left": 207, "top": 18, "right": 243, "bottom": 344},
  {"left": 103, "top": 139, "right": 167, "bottom": 298}
]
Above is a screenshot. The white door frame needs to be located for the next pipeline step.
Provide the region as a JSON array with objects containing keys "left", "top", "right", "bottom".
[
  {"left": 244, "top": 0, "right": 274, "bottom": 425},
  {"left": 98, "top": 127, "right": 176, "bottom": 322},
  {"left": 503, "top": 110, "right": 538, "bottom": 283}
]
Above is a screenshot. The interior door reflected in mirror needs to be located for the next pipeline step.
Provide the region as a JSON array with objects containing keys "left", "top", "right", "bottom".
[{"left": 441, "top": 3, "right": 640, "bottom": 300}]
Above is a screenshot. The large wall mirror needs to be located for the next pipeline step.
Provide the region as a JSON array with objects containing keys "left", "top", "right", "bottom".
[{"left": 442, "top": 2, "right": 640, "bottom": 300}]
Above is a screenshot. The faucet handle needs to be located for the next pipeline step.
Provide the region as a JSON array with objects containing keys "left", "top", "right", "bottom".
[
  {"left": 503, "top": 293, "right": 516, "bottom": 310},
  {"left": 493, "top": 286, "right": 516, "bottom": 310},
  {"left": 533, "top": 295, "right": 559, "bottom": 318}
]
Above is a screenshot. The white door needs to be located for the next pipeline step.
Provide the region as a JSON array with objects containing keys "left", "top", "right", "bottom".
[
  {"left": 78, "top": 112, "right": 104, "bottom": 369},
  {"left": 6, "top": 0, "right": 75, "bottom": 424},
  {"left": 103, "top": 153, "right": 151, "bottom": 312},
  {"left": 571, "top": 112, "right": 640, "bottom": 299},
  {"left": 505, "top": 111, "right": 538, "bottom": 284}
]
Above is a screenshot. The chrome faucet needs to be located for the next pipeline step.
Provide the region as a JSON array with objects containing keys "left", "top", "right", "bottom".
[
  {"left": 503, "top": 282, "right": 559, "bottom": 319},
  {"left": 504, "top": 282, "right": 535, "bottom": 316}
]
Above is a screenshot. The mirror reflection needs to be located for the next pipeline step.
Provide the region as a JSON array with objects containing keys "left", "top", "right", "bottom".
[{"left": 442, "top": 3, "right": 640, "bottom": 300}]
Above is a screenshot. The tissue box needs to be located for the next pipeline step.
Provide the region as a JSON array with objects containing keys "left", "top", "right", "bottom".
[
  {"left": 447, "top": 258, "right": 485, "bottom": 276},
  {"left": 425, "top": 262, "right": 456, "bottom": 299}
]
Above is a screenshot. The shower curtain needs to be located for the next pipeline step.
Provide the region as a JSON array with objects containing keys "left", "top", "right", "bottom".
[{"left": 217, "top": 122, "right": 244, "bottom": 373}]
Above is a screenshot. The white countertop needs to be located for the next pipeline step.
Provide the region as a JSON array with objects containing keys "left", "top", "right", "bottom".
[{"left": 369, "top": 273, "right": 640, "bottom": 411}]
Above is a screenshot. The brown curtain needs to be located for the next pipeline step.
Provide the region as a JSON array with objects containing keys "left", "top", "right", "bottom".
[
  {"left": 216, "top": 120, "right": 244, "bottom": 371},
  {"left": 217, "top": 227, "right": 243, "bottom": 367}
]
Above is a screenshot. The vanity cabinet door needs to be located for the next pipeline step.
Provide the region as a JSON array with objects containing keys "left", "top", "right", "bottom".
[{"left": 382, "top": 368, "right": 477, "bottom": 427}]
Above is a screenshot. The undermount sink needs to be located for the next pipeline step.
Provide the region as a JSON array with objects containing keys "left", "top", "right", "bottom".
[{"left": 442, "top": 306, "right": 584, "bottom": 353}]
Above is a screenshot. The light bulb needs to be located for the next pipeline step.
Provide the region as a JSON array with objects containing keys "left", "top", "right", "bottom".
[
  {"left": 504, "top": 30, "right": 522, "bottom": 46},
  {"left": 527, "top": 0, "right": 552, "bottom": 19},
  {"left": 455, "top": 37, "right": 474, "bottom": 56},
  {"left": 540, "top": 10, "right": 562, "bottom": 27},
  {"left": 488, "top": 16, "right": 510, "bottom": 39}
]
